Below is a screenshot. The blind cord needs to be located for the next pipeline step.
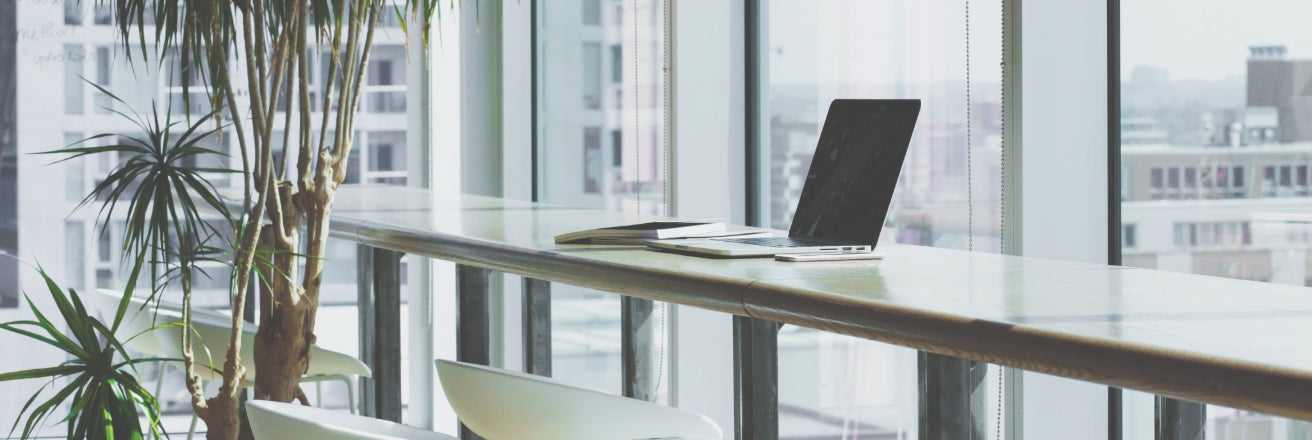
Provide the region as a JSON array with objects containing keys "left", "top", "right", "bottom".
[
  {"left": 995, "top": 0, "right": 1009, "bottom": 437},
  {"left": 654, "top": 0, "right": 669, "bottom": 399},
  {"left": 631, "top": 0, "right": 670, "bottom": 401}
]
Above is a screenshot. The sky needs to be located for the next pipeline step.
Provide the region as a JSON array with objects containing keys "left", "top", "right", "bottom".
[
  {"left": 766, "top": 0, "right": 1312, "bottom": 85},
  {"left": 1121, "top": 0, "right": 1312, "bottom": 81},
  {"left": 767, "top": 0, "right": 1004, "bottom": 86}
]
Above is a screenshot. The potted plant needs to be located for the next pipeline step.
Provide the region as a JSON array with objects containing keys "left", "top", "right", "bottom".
[{"left": 35, "top": 1, "right": 456, "bottom": 438}]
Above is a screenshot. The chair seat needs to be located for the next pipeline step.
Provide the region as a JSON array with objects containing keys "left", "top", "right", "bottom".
[
  {"left": 247, "top": 400, "right": 454, "bottom": 440},
  {"left": 436, "top": 359, "right": 723, "bottom": 440}
]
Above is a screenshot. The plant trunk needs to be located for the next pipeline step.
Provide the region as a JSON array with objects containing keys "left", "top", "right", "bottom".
[
  {"left": 197, "top": 391, "right": 242, "bottom": 440},
  {"left": 253, "top": 223, "right": 316, "bottom": 403}
]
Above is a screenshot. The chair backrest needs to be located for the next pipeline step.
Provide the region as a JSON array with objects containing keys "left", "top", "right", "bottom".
[
  {"left": 246, "top": 400, "right": 455, "bottom": 440},
  {"left": 91, "top": 291, "right": 371, "bottom": 380},
  {"left": 435, "top": 359, "right": 723, "bottom": 440},
  {"left": 90, "top": 289, "right": 182, "bottom": 358}
]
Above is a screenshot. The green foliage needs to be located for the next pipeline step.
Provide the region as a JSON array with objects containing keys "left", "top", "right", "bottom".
[
  {"left": 0, "top": 261, "right": 173, "bottom": 440},
  {"left": 40, "top": 84, "right": 237, "bottom": 294}
]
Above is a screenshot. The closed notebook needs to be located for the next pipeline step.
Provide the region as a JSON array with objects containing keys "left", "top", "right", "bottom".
[{"left": 554, "top": 222, "right": 725, "bottom": 244}]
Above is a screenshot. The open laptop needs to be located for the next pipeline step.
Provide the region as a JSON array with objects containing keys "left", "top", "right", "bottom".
[{"left": 648, "top": 99, "right": 921, "bottom": 257}]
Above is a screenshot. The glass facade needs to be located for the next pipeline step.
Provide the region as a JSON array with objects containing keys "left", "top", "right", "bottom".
[
  {"left": 7, "top": 0, "right": 1312, "bottom": 438},
  {"left": 758, "top": 0, "right": 1004, "bottom": 438},
  {"left": 1119, "top": 0, "right": 1312, "bottom": 437}
]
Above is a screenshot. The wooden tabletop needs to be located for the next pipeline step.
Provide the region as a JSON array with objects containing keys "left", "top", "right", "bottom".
[{"left": 330, "top": 185, "right": 1312, "bottom": 421}]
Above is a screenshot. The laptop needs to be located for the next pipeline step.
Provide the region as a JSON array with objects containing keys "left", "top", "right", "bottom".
[{"left": 647, "top": 99, "right": 920, "bottom": 257}]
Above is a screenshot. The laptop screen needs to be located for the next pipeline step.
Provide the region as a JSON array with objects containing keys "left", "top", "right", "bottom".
[{"left": 788, "top": 99, "right": 921, "bottom": 245}]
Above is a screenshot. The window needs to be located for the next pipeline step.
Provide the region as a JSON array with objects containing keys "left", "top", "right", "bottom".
[
  {"left": 537, "top": 0, "right": 669, "bottom": 398},
  {"left": 1233, "top": 165, "right": 1246, "bottom": 197},
  {"left": 93, "top": 46, "right": 111, "bottom": 113},
  {"left": 1297, "top": 165, "right": 1308, "bottom": 196},
  {"left": 1120, "top": 1, "right": 1312, "bottom": 434},
  {"left": 610, "top": 44, "right": 623, "bottom": 84},
  {"left": 365, "top": 47, "right": 406, "bottom": 113},
  {"left": 582, "top": 0, "right": 602, "bottom": 26},
  {"left": 1150, "top": 167, "right": 1164, "bottom": 198},
  {"left": 64, "top": 0, "right": 82, "bottom": 26},
  {"left": 64, "top": 44, "right": 83, "bottom": 114},
  {"left": 582, "top": 43, "right": 602, "bottom": 110},
  {"left": 756, "top": 0, "right": 1004, "bottom": 436},
  {"left": 584, "top": 127, "right": 602, "bottom": 193},
  {"left": 93, "top": 4, "right": 111, "bottom": 25},
  {"left": 64, "top": 132, "right": 84, "bottom": 202}
]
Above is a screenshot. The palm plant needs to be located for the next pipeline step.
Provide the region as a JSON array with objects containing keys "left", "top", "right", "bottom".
[
  {"left": 0, "top": 263, "right": 167, "bottom": 440},
  {"left": 74, "top": 1, "right": 453, "bottom": 438}
]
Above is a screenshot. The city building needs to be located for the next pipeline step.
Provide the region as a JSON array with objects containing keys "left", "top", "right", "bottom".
[{"left": 1122, "top": 47, "right": 1312, "bottom": 288}]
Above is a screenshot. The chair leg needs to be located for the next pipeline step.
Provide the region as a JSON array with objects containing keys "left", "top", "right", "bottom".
[
  {"left": 346, "top": 377, "right": 357, "bottom": 415},
  {"left": 186, "top": 413, "right": 198, "bottom": 440},
  {"left": 317, "top": 381, "right": 324, "bottom": 407},
  {"left": 152, "top": 364, "right": 166, "bottom": 440}
]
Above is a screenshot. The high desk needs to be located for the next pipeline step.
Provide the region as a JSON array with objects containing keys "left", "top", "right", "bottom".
[{"left": 331, "top": 185, "right": 1312, "bottom": 439}]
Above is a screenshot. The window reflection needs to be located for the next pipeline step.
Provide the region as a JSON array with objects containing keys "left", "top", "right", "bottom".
[
  {"left": 761, "top": 0, "right": 1003, "bottom": 437},
  {"left": 1120, "top": 0, "right": 1312, "bottom": 436}
]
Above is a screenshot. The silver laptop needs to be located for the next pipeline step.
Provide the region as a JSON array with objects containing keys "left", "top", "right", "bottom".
[{"left": 648, "top": 99, "right": 920, "bottom": 257}]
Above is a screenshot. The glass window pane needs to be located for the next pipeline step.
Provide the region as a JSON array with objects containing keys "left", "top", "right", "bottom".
[
  {"left": 64, "top": 0, "right": 83, "bottom": 25},
  {"left": 536, "top": 0, "right": 670, "bottom": 399},
  {"left": 64, "top": 132, "right": 84, "bottom": 202},
  {"left": 760, "top": 0, "right": 1004, "bottom": 437},
  {"left": 64, "top": 44, "right": 84, "bottom": 114},
  {"left": 1121, "top": 0, "right": 1312, "bottom": 436},
  {"left": 582, "top": 43, "right": 602, "bottom": 110}
]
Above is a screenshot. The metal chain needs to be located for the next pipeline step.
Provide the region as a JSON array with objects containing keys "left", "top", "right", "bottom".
[
  {"left": 654, "top": 0, "right": 669, "bottom": 398},
  {"left": 633, "top": 0, "right": 641, "bottom": 212},
  {"left": 966, "top": 0, "right": 974, "bottom": 254},
  {"left": 997, "top": 0, "right": 1009, "bottom": 437}
]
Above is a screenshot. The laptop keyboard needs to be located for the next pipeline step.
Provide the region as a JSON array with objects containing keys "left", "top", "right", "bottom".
[{"left": 711, "top": 237, "right": 848, "bottom": 248}]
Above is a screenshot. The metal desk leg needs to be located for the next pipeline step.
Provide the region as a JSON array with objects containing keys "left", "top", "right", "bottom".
[
  {"left": 733, "top": 316, "right": 779, "bottom": 440},
  {"left": 522, "top": 278, "right": 552, "bottom": 377},
  {"left": 1156, "top": 397, "right": 1205, "bottom": 440},
  {"left": 357, "top": 245, "right": 404, "bottom": 422},
  {"left": 919, "top": 352, "right": 987, "bottom": 440},
  {"left": 456, "top": 265, "right": 491, "bottom": 440},
  {"left": 622, "top": 296, "right": 658, "bottom": 401},
  {"left": 356, "top": 245, "right": 375, "bottom": 417}
]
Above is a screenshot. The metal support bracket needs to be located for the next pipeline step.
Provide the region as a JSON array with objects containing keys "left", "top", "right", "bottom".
[
  {"left": 357, "top": 245, "right": 404, "bottom": 422},
  {"left": 522, "top": 278, "right": 552, "bottom": 377},
  {"left": 919, "top": 352, "right": 987, "bottom": 440},
  {"left": 1156, "top": 397, "right": 1205, "bottom": 440},
  {"left": 734, "top": 316, "right": 779, "bottom": 440}
]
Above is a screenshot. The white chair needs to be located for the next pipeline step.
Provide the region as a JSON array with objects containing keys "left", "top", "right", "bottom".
[
  {"left": 246, "top": 400, "right": 456, "bottom": 440},
  {"left": 90, "top": 290, "right": 371, "bottom": 438},
  {"left": 435, "top": 359, "right": 723, "bottom": 440}
]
